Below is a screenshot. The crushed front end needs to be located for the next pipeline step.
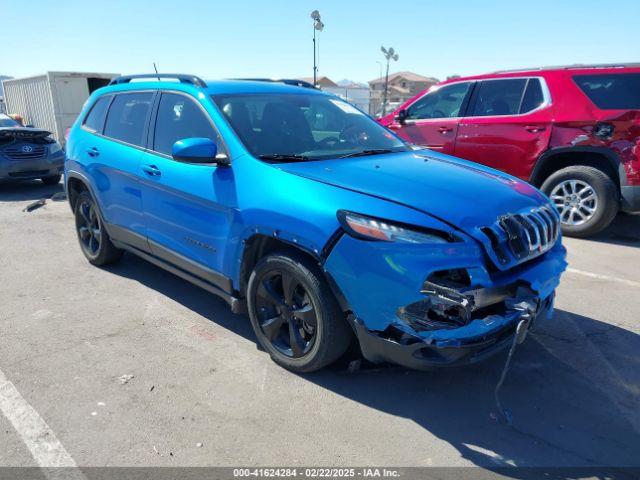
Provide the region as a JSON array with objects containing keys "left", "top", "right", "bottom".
[{"left": 324, "top": 206, "right": 568, "bottom": 369}]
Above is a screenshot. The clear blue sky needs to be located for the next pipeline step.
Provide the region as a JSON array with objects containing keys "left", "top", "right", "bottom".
[{"left": 2, "top": 0, "right": 638, "bottom": 83}]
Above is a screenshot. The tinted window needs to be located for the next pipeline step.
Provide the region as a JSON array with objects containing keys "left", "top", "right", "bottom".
[
  {"left": 104, "top": 92, "right": 153, "bottom": 146},
  {"left": 520, "top": 79, "right": 545, "bottom": 113},
  {"left": 213, "top": 93, "right": 407, "bottom": 161},
  {"left": 470, "top": 79, "right": 527, "bottom": 116},
  {"left": 574, "top": 73, "right": 640, "bottom": 109},
  {"left": 0, "top": 115, "right": 20, "bottom": 128},
  {"left": 83, "top": 96, "right": 111, "bottom": 132},
  {"left": 153, "top": 93, "right": 217, "bottom": 156},
  {"left": 406, "top": 82, "right": 471, "bottom": 120}
]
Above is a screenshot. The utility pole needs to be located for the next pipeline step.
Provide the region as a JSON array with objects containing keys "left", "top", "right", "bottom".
[
  {"left": 380, "top": 46, "right": 399, "bottom": 116},
  {"left": 310, "top": 10, "right": 324, "bottom": 87}
]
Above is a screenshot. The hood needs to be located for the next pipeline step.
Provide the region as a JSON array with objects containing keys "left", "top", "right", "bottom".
[
  {"left": 277, "top": 151, "right": 549, "bottom": 235},
  {"left": 0, "top": 127, "right": 52, "bottom": 141}
]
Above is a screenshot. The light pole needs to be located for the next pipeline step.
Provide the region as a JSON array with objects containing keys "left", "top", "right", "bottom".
[
  {"left": 310, "top": 10, "right": 325, "bottom": 87},
  {"left": 380, "top": 46, "right": 399, "bottom": 116}
]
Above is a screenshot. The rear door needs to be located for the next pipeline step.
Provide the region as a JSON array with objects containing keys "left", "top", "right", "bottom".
[
  {"left": 80, "top": 91, "right": 154, "bottom": 250},
  {"left": 138, "top": 91, "right": 234, "bottom": 286},
  {"left": 388, "top": 81, "right": 473, "bottom": 154},
  {"left": 454, "top": 77, "right": 553, "bottom": 180}
]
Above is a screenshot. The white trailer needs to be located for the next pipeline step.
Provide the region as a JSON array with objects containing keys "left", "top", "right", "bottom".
[{"left": 1, "top": 71, "right": 118, "bottom": 144}]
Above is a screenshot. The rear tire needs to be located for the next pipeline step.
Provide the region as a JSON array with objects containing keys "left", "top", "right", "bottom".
[
  {"left": 247, "top": 251, "right": 352, "bottom": 373},
  {"left": 74, "top": 191, "right": 123, "bottom": 266},
  {"left": 41, "top": 174, "right": 61, "bottom": 186},
  {"left": 541, "top": 165, "right": 618, "bottom": 238}
]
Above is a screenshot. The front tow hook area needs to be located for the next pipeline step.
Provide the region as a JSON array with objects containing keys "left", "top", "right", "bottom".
[{"left": 493, "top": 297, "right": 539, "bottom": 425}]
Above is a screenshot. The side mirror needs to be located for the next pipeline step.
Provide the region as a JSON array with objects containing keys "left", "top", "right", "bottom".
[
  {"left": 25, "top": 124, "right": 35, "bottom": 128},
  {"left": 395, "top": 109, "right": 408, "bottom": 125},
  {"left": 172, "top": 137, "right": 229, "bottom": 166}
]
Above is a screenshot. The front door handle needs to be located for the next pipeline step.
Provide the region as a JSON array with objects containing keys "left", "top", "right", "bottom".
[
  {"left": 142, "top": 164, "right": 162, "bottom": 176},
  {"left": 438, "top": 126, "right": 453, "bottom": 133},
  {"left": 387, "top": 123, "right": 402, "bottom": 130},
  {"left": 87, "top": 147, "right": 100, "bottom": 157}
]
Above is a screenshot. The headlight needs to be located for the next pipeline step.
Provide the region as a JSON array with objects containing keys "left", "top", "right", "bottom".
[
  {"left": 337, "top": 211, "right": 455, "bottom": 244},
  {"left": 49, "top": 141, "right": 63, "bottom": 155}
]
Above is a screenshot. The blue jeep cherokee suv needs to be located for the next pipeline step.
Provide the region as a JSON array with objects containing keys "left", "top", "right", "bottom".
[{"left": 65, "top": 74, "right": 567, "bottom": 372}]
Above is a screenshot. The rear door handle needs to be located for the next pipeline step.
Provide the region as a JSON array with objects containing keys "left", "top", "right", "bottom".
[
  {"left": 142, "top": 164, "right": 162, "bottom": 176},
  {"left": 87, "top": 147, "right": 100, "bottom": 157},
  {"left": 438, "top": 126, "right": 453, "bottom": 133},
  {"left": 524, "top": 125, "right": 546, "bottom": 133}
]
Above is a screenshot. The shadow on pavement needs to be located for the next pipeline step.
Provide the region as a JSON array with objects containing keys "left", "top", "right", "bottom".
[
  {"left": 589, "top": 213, "right": 640, "bottom": 248},
  {"left": 0, "top": 180, "right": 64, "bottom": 202},
  {"left": 106, "top": 253, "right": 640, "bottom": 476}
]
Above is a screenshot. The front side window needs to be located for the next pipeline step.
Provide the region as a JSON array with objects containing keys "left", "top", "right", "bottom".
[
  {"left": 213, "top": 93, "right": 407, "bottom": 161},
  {"left": 103, "top": 92, "right": 153, "bottom": 147},
  {"left": 470, "top": 79, "right": 527, "bottom": 117},
  {"left": 574, "top": 73, "right": 640, "bottom": 109},
  {"left": 153, "top": 93, "right": 218, "bottom": 156},
  {"left": 406, "top": 82, "right": 471, "bottom": 120},
  {"left": 83, "top": 96, "right": 111, "bottom": 133}
]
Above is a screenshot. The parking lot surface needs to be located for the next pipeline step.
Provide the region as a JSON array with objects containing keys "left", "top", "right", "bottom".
[{"left": 0, "top": 180, "right": 639, "bottom": 471}]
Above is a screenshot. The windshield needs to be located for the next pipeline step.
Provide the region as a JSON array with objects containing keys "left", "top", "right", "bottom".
[
  {"left": 0, "top": 115, "right": 20, "bottom": 128},
  {"left": 212, "top": 93, "right": 408, "bottom": 161}
]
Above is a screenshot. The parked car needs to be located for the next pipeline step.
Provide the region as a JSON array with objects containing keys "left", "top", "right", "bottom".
[
  {"left": 0, "top": 113, "right": 64, "bottom": 185},
  {"left": 65, "top": 74, "right": 566, "bottom": 372},
  {"left": 379, "top": 64, "right": 640, "bottom": 237}
]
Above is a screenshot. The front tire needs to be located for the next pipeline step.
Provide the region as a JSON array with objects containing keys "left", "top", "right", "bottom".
[
  {"left": 541, "top": 166, "right": 618, "bottom": 238},
  {"left": 247, "top": 252, "right": 352, "bottom": 373},
  {"left": 74, "top": 191, "right": 123, "bottom": 266}
]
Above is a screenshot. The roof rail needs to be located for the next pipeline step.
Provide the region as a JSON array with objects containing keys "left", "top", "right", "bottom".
[
  {"left": 491, "top": 63, "right": 640, "bottom": 74},
  {"left": 109, "top": 74, "right": 207, "bottom": 88},
  {"left": 233, "top": 78, "right": 318, "bottom": 89}
]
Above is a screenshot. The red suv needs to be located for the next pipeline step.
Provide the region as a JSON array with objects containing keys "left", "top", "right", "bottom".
[{"left": 379, "top": 64, "right": 640, "bottom": 237}]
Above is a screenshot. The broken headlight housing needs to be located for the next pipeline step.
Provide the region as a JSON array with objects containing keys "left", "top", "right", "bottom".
[{"left": 337, "top": 211, "right": 456, "bottom": 244}]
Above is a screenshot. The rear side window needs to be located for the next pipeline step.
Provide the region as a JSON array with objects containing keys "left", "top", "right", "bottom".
[
  {"left": 83, "top": 96, "right": 111, "bottom": 133},
  {"left": 470, "top": 79, "right": 527, "bottom": 116},
  {"left": 104, "top": 92, "right": 154, "bottom": 146},
  {"left": 574, "top": 73, "right": 640, "bottom": 109},
  {"left": 153, "top": 93, "right": 218, "bottom": 156}
]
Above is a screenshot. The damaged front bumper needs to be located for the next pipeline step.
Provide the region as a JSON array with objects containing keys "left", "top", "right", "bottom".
[{"left": 324, "top": 234, "right": 567, "bottom": 369}]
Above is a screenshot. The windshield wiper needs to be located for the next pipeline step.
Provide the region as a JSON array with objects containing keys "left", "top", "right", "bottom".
[
  {"left": 338, "top": 149, "right": 394, "bottom": 159},
  {"left": 258, "top": 154, "right": 309, "bottom": 162}
]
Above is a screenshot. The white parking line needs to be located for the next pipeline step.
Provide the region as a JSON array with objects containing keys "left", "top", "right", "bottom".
[
  {"left": 566, "top": 267, "right": 640, "bottom": 288},
  {"left": 0, "top": 367, "right": 85, "bottom": 478}
]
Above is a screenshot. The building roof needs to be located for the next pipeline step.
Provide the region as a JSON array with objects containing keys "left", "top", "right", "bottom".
[
  {"left": 369, "top": 71, "right": 439, "bottom": 85},
  {"left": 297, "top": 76, "right": 338, "bottom": 87}
]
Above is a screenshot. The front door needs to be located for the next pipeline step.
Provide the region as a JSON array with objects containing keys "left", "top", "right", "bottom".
[
  {"left": 138, "top": 91, "right": 235, "bottom": 286},
  {"left": 387, "top": 81, "right": 473, "bottom": 154},
  {"left": 454, "top": 78, "right": 553, "bottom": 180}
]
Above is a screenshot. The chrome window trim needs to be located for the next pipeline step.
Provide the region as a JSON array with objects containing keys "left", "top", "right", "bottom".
[{"left": 403, "top": 80, "right": 474, "bottom": 123}]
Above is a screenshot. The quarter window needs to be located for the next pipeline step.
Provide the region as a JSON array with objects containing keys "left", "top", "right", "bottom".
[
  {"left": 406, "top": 82, "right": 471, "bottom": 120},
  {"left": 470, "top": 79, "right": 527, "bottom": 117},
  {"left": 574, "top": 73, "right": 640, "bottom": 109},
  {"left": 83, "top": 96, "right": 111, "bottom": 133},
  {"left": 153, "top": 93, "right": 218, "bottom": 156},
  {"left": 103, "top": 92, "right": 153, "bottom": 147}
]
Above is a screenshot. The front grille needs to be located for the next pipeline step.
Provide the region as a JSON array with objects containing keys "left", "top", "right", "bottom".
[
  {"left": 481, "top": 205, "right": 559, "bottom": 268},
  {"left": 3, "top": 144, "right": 48, "bottom": 160}
]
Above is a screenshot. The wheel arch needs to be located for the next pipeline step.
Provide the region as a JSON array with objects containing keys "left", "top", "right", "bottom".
[
  {"left": 237, "top": 232, "right": 351, "bottom": 314},
  {"left": 530, "top": 147, "right": 623, "bottom": 192},
  {"left": 65, "top": 171, "right": 93, "bottom": 211}
]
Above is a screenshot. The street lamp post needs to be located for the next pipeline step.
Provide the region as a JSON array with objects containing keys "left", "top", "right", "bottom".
[
  {"left": 380, "top": 46, "right": 399, "bottom": 116},
  {"left": 310, "top": 10, "right": 325, "bottom": 87}
]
